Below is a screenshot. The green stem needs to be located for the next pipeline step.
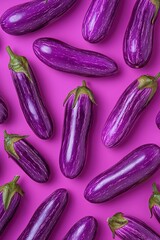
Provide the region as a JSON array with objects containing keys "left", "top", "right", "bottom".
[
  {"left": 82, "top": 80, "right": 86, "bottom": 87},
  {"left": 6, "top": 46, "right": 15, "bottom": 60},
  {"left": 13, "top": 176, "right": 20, "bottom": 183},
  {"left": 153, "top": 183, "right": 159, "bottom": 194},
  {"left": 6, "top": 46, "right": 32, "bottom": 81},
  {"left": 155, "top": 72, "right": 160, "bottom": 80}
]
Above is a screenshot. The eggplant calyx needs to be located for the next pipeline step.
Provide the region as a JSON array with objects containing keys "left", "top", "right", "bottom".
[
  {"left": 0, "top": 176, "right": 23, "bottom": 210},
  {"left": 138, "top": 75, "right": 158, "bottom": 103},
  {"left": 149, "top": 183, "right": 160, "bottom": 215},
  {"left": 151, "top": 0, "right": 160, "bottom": 24},
  {"left": 4, "top": 130, "right": 28, "bottom": 160},
  {"left": 108, "top": 212, "right": 128, "bottom": 238},
  {"left": 64, "top": 80, "right": 96, "bottom": 108},
  {"left": 6, "top": 46, "right": 32, "bottom": 81}
]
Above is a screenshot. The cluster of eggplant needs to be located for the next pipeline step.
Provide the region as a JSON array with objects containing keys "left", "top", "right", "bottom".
[
  {"left": 1, "top": 0, "right": 158, "bottom": 69},
  {"left": 0, "top": 181, "right": 98, "bottom": 239},
  {"left": 0, "top": 0, "right": 160, "bottom": 239}
]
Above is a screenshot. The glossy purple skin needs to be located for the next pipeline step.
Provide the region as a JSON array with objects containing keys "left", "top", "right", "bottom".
[
  {"left": 0, "top": 0, "right": 77, "bottom": 35},
  {"left": 123, "top": 0, "right": 158, "bottom": 68},
  {"left": 10, "top": 64, "right": 53, "bottom": 139},
  {"left": 63, "top": 216, "right": 97, "bottom": 240},
  {"left": 84, "top": 144, "right": 160, "bottom": 203},
  {"left": 82, "top": 0, "right": 120, "bottom": 43},
  {"left": 33, "top": 38, "right": 118, "bottom": 77},
  {"left": 0, "top": 99, "right": 8, "bottom": 123},
  {"left": 151, "top": 205, "right": 160, "bottom": 223},
  {"left": 115, "top": 215, "right": 160, "bottom": 240},
  {"left": 59, "top": 95, "right": 92, "bottom": 179},
  {"left": 156, "top": 111, "right": 160, "bottom": 129},
  {"left": 102, "top": 79, "right": 153, "bottom": 148},
  {"left": 0, "top": 192, "right": 21, "bottom": 235},
  {"left": 18, "top": 189, "right": 68, "bottom": 240},
  {"left": 9, "top": 139, "right": 50, "bottom": 183}
]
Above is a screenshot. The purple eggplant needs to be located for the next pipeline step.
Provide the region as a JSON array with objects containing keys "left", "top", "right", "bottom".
[
  {"left": 149, "top": 183, "right": 160, "bottom": 223},
  {"left": 0, "top": 176, "right": 23, "bottom": 235},
  {"left": 102, "top": 73, "right": 158, "bottom": 148},
  {"left": 33, "top": 38, "right": 118, "bottom": 77},
  {"left": 63, "top": 216, "right": 98, "bottom": 240},
  {"left": 4, "top": 131, "right": 50, "bottom": 183},
  {"left": 6, "top": 46, "right": 53, "bottom": 139},
  {"left": 84, "top": 144, "right": 160, "bottom": 203},
  {"left": 0, "top": 0, "right": 77, "bottom": 35},
  {"left": 108, "top": 212, "right": 160, "bottom": 239},
  {"left": 156, "top": 110, "right": 160, "bottom": 129},
  {"left": 0, "top": 98, "right": 8, "bottom": 123},
  {"left": 18, "top": 188, "right": 68, "bottom": 240},
  {"left": 123, "top": 0, "right": 160, "bottom": 68},
  {"left": 82, "top": 0, "right": 120, "bottom": 43},
  {"left": 59, "top": 81, "right": 95, "bottom": 179}
]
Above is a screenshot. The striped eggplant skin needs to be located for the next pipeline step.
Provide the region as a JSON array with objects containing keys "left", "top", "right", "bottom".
[
  {"left": 0, "top": 98, "right": 8, "bottom": 123},
  {"left": 123, "top": 0, "right": 160, "bottom": 68},
  {"left": 82, "top": 0, "right": 120, "bottom": 43},
  {"left": 149, "top": 183, "right": 160, "bottom": 223},
  {"left": 108, "top": 212, "right": 160, "bottom": 240},
  {"left": 4, "top": 131, "right": 50, "bottom": 183},
  {"left": 63, "top": 216, "right": 98, "bottom": 240},
  {"left": 33, "top": 38, "right": 118, "bottom": 77},
  {"left": 59, "top": 81, "right": 95, "bottom": 179},
  {"left": 0, "top": 0, "right": 77, "bottom": 35},
  {"left": 0, "top": 176, "right": 23, "bottom": 235},
  {"left": 6, "top": 46, "right": 53, "bottom": 140},
  {"left": 102, "top": 74, "right": 158, "bottom": 148},
  {"left": 84, "top": 144, "right": 160, "bottom": 203},
  {"left": 18, "top": 188, "right": 68, "bottom": 240}
]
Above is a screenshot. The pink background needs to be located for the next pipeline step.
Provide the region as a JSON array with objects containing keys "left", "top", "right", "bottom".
[{"left": 0, "top": 0, "right": 160, "bottom": 239}]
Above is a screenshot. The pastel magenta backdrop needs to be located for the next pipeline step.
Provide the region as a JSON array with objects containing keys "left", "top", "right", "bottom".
[{"left": 0, "top": 0, "right": 160, "bottom": 239}]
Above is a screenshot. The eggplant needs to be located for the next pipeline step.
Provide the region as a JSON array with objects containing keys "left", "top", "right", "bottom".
[
  {"left": 108, "top": 212, "right": 160, "bottom": 239},
  {"left": 0, "top": 98, "right": 8, "bottom": 123},
  {"left": 0, "top": 0, "right": 77, "bottom": 35},
  {"left": 123, "top": 0, "right": 160, "bottom": 68},
  {"left": 4, "top": 131, "right": 50, "bottom": 183},
  {"left": 0, "top": 176, "right": 23, "bottom": 235},
  {"left": 6, "top": 46, "right": 53, "bottom": 140},
  {"left": 149, "top": 183, "right": 160, "bottom": 223},
  {"left": 102, "top": 73, "right": 158, "bottom": 148},
  {"left": 82, "top": 0, "right": 120, "bottom": 43},
  {"left": 156, "top": 111, "right": 160, "bottom": 129},
  {"left": 33, "top": 38, "right": 118, "bottom": 77},
  {"left": 18, "top": 188, "right": 68, "bottom": 240},
  {"left": 63, "top": 216, "right": 98, "bottom": 240},
  {"left": 59, "top": 81, "right": 95, "bottom": 179},
  {"left": 84, "top": 144, "right": 160, "bottom": 203}
]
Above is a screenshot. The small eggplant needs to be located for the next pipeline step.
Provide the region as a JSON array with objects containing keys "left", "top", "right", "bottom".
[
  {"left": 6, "top": 46, "right": 53, "bottom": 140},
  {"left": 0, "top": 0, "right": 77, "bottom": 35},
  {"left": 4, "top": 131, "right": 50, "bottom": 183},
  {"left": 18, "top": 188, "right": 68, "bottom": 240},
  {"left": 149, "top": 183, "right": 160, "bottom": 223},
  {"left": 82, "top": 0, "right": 120, "bottom": 43},
  {"left": 59, "top": 81, "right": 95, "bottom": 179},
  {"left": 123, "top": 0, "right": 160, "bottom": 68},
  {"left": 33, "top": 38, "right": 118, "bottom": 77},
  {"left": 108, "top": 212, "right": 160, "bottom": 239},
  {"left": 0, "top": 176, "right": 23, "bottom": 235},
  {"left": 84, "top": 144, "right": 160, "bottom": 203},
  {"left": 0, "top": 98, "right": 8, "bottom": 123},
  {"left": 156, "top": 110, "right": 160, "bottom": 129},
  {"left": 63, "top": 216, "right": 98, "bottom": 240},
  {"left": 102, "top": 73, "right": 158, "bottom": 148}
]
